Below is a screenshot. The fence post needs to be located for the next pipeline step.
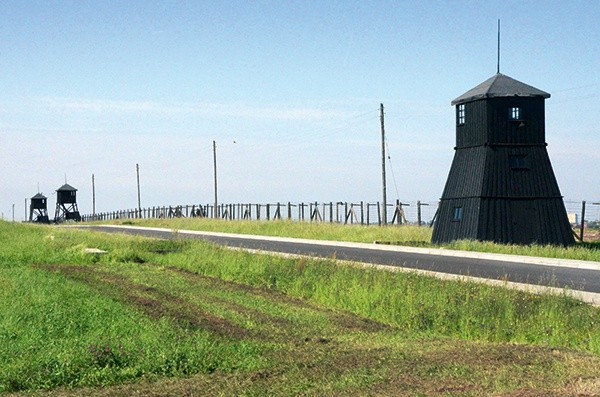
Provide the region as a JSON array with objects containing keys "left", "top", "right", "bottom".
[
  {"left": 344, "top": 202, "right": 348, "bottom": 224},
  {"left": 360, "top": 201, "right": 364, "bottom": 225},
  {"left": 417, "top": 201, "right": 430, "bottom": 226},
  {"left": 580, "top": 200, "right": 586, "bottom": 242}
]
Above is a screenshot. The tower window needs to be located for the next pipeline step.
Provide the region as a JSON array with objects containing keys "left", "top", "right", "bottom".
[
  {"left": 457, "top": 104, "right": 465, "bottom": 125},
  {"left": 510, "top": 155, "right": 529, "bottom": 170},
  {"left": 452, "top": 207, "right": 463, "bottom": 221},
  {"left": 509, "top": 107, "right": 521, "bottom": 120}
]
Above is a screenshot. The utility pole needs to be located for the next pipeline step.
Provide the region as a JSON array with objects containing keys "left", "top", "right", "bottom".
[
  {"left": 24, "top": 198, "right": 27, "bottom": 221},
  {"left": 380, "top": 103, "right": 387, "bottom": 225},
  {"left": 92, "top": 173, "right": 96, "bottom": 216},
  {"left": 136, "top": 164, "right": 141, "bottom": 214},
  {"left": 12, "top": 203, "right": 15, "bottom": 222},
  {"left": 213, "top": 140, "right": 218, "bottom": 219}
]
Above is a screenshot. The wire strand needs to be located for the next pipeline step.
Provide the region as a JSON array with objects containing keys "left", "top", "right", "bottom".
[{"left": 385, "top": 137, "right": 401, "bottom": 201}]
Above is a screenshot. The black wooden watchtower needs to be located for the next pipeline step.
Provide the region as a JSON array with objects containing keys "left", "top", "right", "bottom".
[
  {"left": 54, "top": 183, "right": 82, "bottom": 222},
  {"left": 29, "top": 193, "right": 50, "bottom": 223},
  {"left": 432, "top": 73, "right": 574, "bottom": 246}
]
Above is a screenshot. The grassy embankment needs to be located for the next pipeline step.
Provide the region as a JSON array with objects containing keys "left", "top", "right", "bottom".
[
  {"left": 1, "top": 220, "right": 600, "bottom": 396},
  {"left": 111, "top": 217, "right": 600, "bottom": 262}
]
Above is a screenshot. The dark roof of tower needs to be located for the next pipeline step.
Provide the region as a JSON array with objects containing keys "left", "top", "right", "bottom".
[
  {"left": 451, "top": 73, "right": 551, "bottom": 105},
  {"left": 31, "top": 193, "right": 47, "bottom": 200},
  {"left": 57, "top": 183, "right": 77, "bottom": 192}
]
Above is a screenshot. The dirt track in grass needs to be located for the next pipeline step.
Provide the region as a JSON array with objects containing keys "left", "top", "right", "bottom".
[
  {"left": 40, "top": 263, "right": 387, "bottom": 341},
  {"left": 25, "top": 262, "right": 600, "bottom": 397}
]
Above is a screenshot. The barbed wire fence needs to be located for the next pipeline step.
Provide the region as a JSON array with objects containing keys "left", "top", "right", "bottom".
[
  {"left": 81, "top": 199, "right": 596, "bottom": 224},
  {"left": 81, "top": 199, "right": 440, "bottom": 227},
  {"left": 564, "top": 200, "right": 600, "bottom": 241}
]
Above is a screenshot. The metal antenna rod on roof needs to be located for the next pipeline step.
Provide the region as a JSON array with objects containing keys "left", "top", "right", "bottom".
[{"left": 497, "top": 19, "right": 501, "bottom": 74}]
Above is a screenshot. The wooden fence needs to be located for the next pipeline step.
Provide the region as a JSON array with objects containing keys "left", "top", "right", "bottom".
[
  {"left": 77, "top": 199, "right": 600, "bottom": 241},
  {"left": 81, "top": 199, "right": 437, "bottom": 226}
]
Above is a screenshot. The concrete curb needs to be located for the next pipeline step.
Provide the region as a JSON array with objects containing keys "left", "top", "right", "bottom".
[{"left": 89, "top": 224, "right": 600, "bottom": 272}]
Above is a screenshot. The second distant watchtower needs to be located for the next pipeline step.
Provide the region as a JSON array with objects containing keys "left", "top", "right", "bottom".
[
  {"left": 29, "top": 193, "right": 50, "bottom": 223},
  {"left": 54, "top": 183, "right": 81, "bottom": 222}
]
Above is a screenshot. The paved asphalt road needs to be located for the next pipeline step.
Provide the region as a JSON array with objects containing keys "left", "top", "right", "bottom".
[{"left": 81, "top": 225, "right": 600, "bottom": 297}]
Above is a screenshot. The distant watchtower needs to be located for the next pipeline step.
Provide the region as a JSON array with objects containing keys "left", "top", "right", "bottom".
[
  {"left": 54, "top": 183, "right": 82, "bottom": 222},
  {"left": 29, "top": 193, "right": 50, "bottom": 223},
  {"left": 432, "top": 73, "right": 574, "bottom": 246}
]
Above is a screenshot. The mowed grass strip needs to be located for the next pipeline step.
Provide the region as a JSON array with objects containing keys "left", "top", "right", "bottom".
[
  {"left": 1, "top": 220, "right": 600, "bottom": 395},
  {"left": 0, "top": 262, "right": 265, "bottom": 392}
]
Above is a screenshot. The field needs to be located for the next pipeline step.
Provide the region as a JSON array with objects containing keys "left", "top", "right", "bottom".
[{"left": 1, "top": 220, "right": 600, "bottom": 396}]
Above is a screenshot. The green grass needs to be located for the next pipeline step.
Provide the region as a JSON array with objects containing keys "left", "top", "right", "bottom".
[
  {"left": 107, "top": 217, "right": 600, "bottom": 262},
  {"left": 153, "top": 236, "right": 600, "bottom": 354},
  {"left": 1, "top": 220, "right": 600, "bottom": 395},
  {"left": 1, "top": 265, "right": 261, "bottom": 391},
  {"left": 0, "top": 222, "right": 263, "bottom": 393},
  {"left": 109, "top": 217, "right": 433, "bottom": 245}
]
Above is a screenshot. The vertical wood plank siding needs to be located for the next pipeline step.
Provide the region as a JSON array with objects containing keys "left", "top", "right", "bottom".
[{"left": 433, "top": 84, "right": 574, "bottom": 246}]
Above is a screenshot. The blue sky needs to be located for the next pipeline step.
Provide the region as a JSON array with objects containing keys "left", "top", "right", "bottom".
[{"left": 1, "top": 1, "right": 599, "bottom": 221}]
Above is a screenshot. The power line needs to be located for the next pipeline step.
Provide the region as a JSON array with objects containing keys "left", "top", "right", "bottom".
[
  {"left": 385, "top": 137, "right": 401, "bottom": 201},
  {"left": 552, "top": 82, "right": 600, "bottom": 93},
  {"left": 218, "top": 108, "right": 379, "bottom": 151}
]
